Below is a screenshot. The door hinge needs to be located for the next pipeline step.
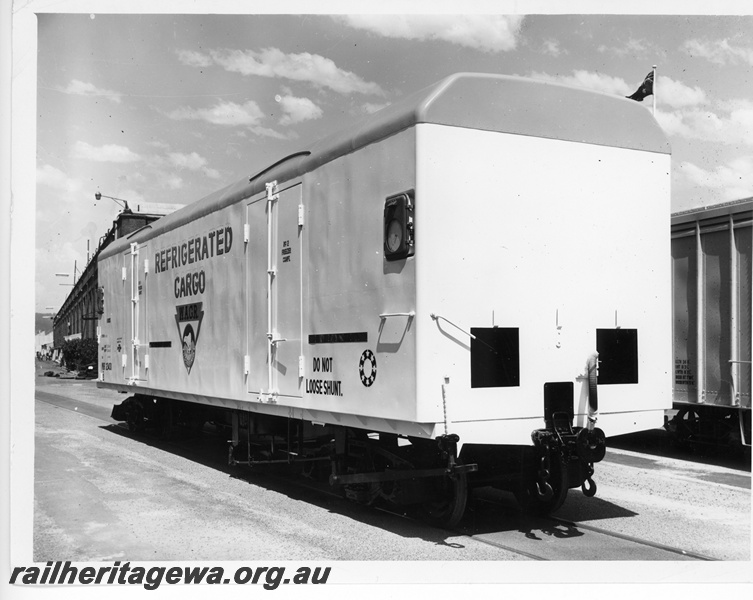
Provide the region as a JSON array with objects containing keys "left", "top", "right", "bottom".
[
  {"left": 244, "top": 223, "right": 250, "bottom": 244},
  {"left": 144, "top": 354, "right": 150, "bottom": 370},
  {"left": 122, "top": 267, "right": 127, "bottom": 281},
  {"left": 298, "top": 204, "right": 305, "bottom": 227},
  {"left": 299, "top": 355, "right": 305, "bottom": 378},
  {"left": 144, "top": 259, "right": 149, "bottom": 274},
  {"left": 244, "top": 355, "right": 250, "bottom": 375},
  {"left": 266, "top": 180, "right": 279, "bottom": 202}
]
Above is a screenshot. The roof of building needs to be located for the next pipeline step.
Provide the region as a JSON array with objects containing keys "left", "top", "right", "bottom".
[
  {"left": 101, "top": 72, "right": 670, "bottom": 259},
  {"left": 671, "top": 197, "right": 753, "bottom": 226}
]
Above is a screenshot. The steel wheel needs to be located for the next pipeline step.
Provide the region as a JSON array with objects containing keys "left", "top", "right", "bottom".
[
  {"left": 125, "top": 400, "right": 145, "bottom": 433},
  {"left": 421, "top": 463, "right": 468, "bottom": 529}
]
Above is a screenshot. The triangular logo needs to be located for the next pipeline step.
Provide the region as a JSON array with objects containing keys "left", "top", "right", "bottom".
[{"left": 175, "top": 302, "right": 204, "bottom": 374}]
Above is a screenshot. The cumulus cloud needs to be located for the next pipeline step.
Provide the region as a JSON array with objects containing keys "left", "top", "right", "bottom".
[
  {"left": 542, "top": 39, "right": 565, "bottom": 57},
  {"left": 165, "top": 99, "right": 286, "bottom": 138},
  {"left": 679, "top": 156, "right": 753, "bottom": 200},
  {"left": 167, "top": 151, "right": 221, "bottom": 179},
  {"left": 179, "top": 47, "right": 384, "bottom": 96},
  {"left": 655, "top": 110, "right": 690, "bottom": 137},
  {"left": 682, "top": 38, "right": 753, "bottom": 66},
  {"left": 524, "top": 69, "right": 752, "bottom": 153},
  {"left": 61, "top": 79, "right": 122, "bottom": 103},
  {"left": 72, "top": 141, "right": 141, "bottom": 163},
  {"left": 167, "top": 100, "right": 265, "bottom": 127},
  {"left": 248, "top": 126, "right": 289, "bottom": 140},
  {"left": 37, "top": 164, "right": 83, "bottom": 194},
  {"left": 599, "top": 38, "right": 662, "bottom": 60},
  {"left": 276, "top": 94, "right": 323, "bottom": 126},
  {"left": 165, "top": 174, "right": 184, "bottom": 190},
  {"left": 655, "top": 77, "right": 707, "bottom": 109},
  {"left": 717, "top": 98, "right": 753, "bottom": 113},
  {"left": 527, "top": 70, "right": 709, "bottom": 112},
  {"left": 168, "top": 151, "right": 208, "bottom": 170},
  {"left": 147, "top": 140, "right": 171, "bottom": 150},
  {"left": 334, "top": 14, "right": 524, "bottom": 53},
  {"left": 527, "top": 70, "right": 631, "bottom": 96},
  {"left": 176, "top": 49, "right": 213, "bottom": 67},
  {"left": 658, "top": 104, "right": 753, "bottom": 147}
]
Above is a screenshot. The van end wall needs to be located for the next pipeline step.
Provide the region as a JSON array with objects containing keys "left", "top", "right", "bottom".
[{"left": 415, "top": 124, "right": 672, "bottom": 443}]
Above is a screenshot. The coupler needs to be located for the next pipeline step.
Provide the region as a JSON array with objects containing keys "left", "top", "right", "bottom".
[{"left": 531, "top": 422, "right": 606, "bottom": 501}]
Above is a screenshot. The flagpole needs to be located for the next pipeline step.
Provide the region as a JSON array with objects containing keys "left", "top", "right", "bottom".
[{"left": 652, "top": 64, "right": 657, "bottom": 116}]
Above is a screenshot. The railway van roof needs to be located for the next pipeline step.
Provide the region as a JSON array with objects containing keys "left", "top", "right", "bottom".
[{"left": 100, "top": 72, "right": 670, "bottom": 258}]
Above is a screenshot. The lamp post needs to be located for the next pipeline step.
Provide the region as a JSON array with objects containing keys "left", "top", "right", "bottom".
[
  {"left": 44, "top": 308, "right": 57, "bottom": 322},
  {"left": 56, "top": 265, "right": 78, "bottom": 285},
  {"left": 94, "top": 192, "right": 131, "bottom": 212}
]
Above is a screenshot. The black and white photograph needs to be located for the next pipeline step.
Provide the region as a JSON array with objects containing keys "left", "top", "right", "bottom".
[{"left": 2, "top": 1, "right": 751, "bottom": 597}]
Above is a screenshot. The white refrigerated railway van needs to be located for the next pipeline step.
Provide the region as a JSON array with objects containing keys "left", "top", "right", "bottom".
[{"left": 98, "top": 73, "right": 672, "bottom": 521}]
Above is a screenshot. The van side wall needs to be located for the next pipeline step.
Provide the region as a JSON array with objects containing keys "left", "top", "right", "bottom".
[{"left": 99, "top": 128, "right": 420, "bottom": 425}]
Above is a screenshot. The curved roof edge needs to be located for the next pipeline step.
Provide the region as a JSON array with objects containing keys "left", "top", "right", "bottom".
[
  {"left": 100, "top": 73, "right": 670, "bottom": 259},
  {"left": 421, "top": 72, "right": 670, "bottom": 153}
]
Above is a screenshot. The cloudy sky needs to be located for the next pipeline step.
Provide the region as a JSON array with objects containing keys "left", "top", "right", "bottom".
[{"left": 33, "top": 10, "right": 753, "bottom": 313}]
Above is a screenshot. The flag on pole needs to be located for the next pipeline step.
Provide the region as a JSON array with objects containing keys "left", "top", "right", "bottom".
[{"left": 627, "top": 71, "right": 654, "bottom": 102}]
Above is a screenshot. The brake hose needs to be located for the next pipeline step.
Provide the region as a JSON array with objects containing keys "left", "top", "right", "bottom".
[{"left": 586, "top": 352, "right": 599, "bottom": 432}]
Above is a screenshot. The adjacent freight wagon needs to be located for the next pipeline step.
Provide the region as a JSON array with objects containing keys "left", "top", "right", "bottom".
[
  {"left": 99, "top": 73, "right": 673, "bottom": 526},
  {"left": 667, "top": 198, "right": 752, "bottom": 449}
]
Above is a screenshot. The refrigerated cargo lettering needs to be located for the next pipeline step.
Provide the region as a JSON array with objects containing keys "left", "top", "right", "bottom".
[
  {"left": 175, "top": 270, "right": 206, "bottom": 299},
  {"left": 154, "top": 226, "right": 233, "bottom": 274}
]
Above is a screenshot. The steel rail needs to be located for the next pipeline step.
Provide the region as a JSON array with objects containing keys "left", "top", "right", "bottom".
[{"left": 36, "top": 388, "right": 725, "bottom": 563}]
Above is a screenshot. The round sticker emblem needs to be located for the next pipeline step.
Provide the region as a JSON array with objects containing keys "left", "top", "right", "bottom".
[{"left": 359, "top": 350, "right": 377, "bottom": 387}]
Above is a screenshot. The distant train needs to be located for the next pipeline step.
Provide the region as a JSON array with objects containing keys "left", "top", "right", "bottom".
[
  {"left": 667, "top": 199, "right": 752, "bottom": 450},
  {"left": 99, "top": 73, "right": 672, "bottom": 526}
]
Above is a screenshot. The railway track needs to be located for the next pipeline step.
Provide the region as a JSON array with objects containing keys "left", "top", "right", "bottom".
[
  {"left": 36, "top": 389, "right": 722, "bottom": 562},
  {"left": 461, "top": 494, "right": 715, "bottom": 561}
]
